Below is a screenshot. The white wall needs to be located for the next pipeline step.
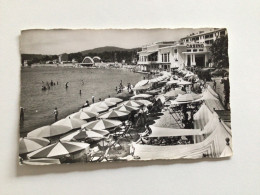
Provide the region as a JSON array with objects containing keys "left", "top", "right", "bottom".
[{"left": 0, "top": 0, "right": 260, "bottom": 195}]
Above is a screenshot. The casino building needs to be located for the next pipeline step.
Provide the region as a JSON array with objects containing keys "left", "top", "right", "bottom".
[{"left": 137, "top": 28, "right": 227, "bottom": 72}]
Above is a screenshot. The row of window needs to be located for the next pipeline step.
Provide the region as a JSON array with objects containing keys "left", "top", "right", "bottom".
[
  {"left": 139, "top": 56, "right": 148, "bottom": 62},
  {"left": 184, "top": 30, "right": 226, "bottom": 42},
  {"left": 162, "top": 53, "right": 170, "bottom": 62},
  {"left": 186, "top": 49, "right": 204, "bottom": 52}
]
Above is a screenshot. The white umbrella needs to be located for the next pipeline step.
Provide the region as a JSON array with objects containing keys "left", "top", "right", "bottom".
[
  {"left": 60, "top": 129, "right": 108, "bottom": 141},
  {"left": 136, "top": 100, "right": 153, "bottom": 107},
  {"left": 82, "top": 119, "right": 122, "bottom": 131},
  {"left": 98, "top": 110, "right": 129, "bottom": 119},
  {"left": 105, "top": 97, "right": 123, "bottom": 104},
  {"left": 27, "top": 141, "right": 90, "bottom": 159},
  {"left": 19, "top": 137, "right": 50, "bottom": 154},
  {"left": 130, "top": 94, "right": 152, "bottom": 100}
]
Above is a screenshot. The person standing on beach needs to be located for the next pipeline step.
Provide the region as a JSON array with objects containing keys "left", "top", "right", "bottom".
[
  {"left": 213, "top": 80, "right": 217, "bottom": 90},
  {"left": 79, "top": 90, "right": 82, "bottom": 96},
  {"left": 53, "top": 107, "right": 58, "bottom": 122},
  {"left": 92, "top": 96, "right": 95, "bottom": 103},
  {"left": 65, "top": 82, "right": 69, "bottom": 90},
  {"left": 20, "top": 107, "right": 24, "bottom": 123}
]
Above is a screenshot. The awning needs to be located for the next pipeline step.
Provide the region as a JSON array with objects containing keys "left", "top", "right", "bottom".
[
  {"left": 148, "top": 126, "right": 201, "bottom": 137},
  {"left": 138, "top": 51, "right": 158, "bottom": 56}
]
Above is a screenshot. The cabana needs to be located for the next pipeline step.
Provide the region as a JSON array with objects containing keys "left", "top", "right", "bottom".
[{"left": 132, "top": 117, "right": 232, "bottom": 160}]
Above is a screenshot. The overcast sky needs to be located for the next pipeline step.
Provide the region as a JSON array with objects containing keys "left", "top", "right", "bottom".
[{"left": 20, "top": 28, "right": 212, "bottom": 55}]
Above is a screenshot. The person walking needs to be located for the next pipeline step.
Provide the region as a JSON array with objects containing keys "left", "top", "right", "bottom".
[{"left": 53, "top": 107, "right": 58, "bottom": 122}]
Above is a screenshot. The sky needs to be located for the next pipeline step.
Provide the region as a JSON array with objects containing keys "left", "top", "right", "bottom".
[{"left": 20, "top": 28, "right": 212, "bottom": 55}]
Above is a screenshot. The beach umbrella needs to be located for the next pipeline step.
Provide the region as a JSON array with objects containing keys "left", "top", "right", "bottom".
[
  {"left": 82, "top": 105, "right": 108, "bottom": 113},
  {"left": 178, "top": 80, "right": 192, "bottom": 85},
  {"left": 166, "top": 80, "right": 179, "bottom": 85},
  {"left": 175, "top": 93, "right": 202, "bottom": 102},
  {"left": 105, "top": 97, "right": 123, "bottom": 104},
  {"left": 98, "top": 110, "right": 129, "bottom": 119},
  {"left": 136, "top": 100, "right": 153, "bottom": 107},
  {"left": 19, "top": 137, "right": 50, "bottom": 154},
  {"left": 98, "top": 101, "right": 117, "bottom": 108},
  {"left": 22, "top": 158, "right": 61, "bottom": 165},
  {"left": 27, "top": 126, "right": 52, "bottom": 138},
  {"left": 79, "top": 111, "right": 98, "bottom": 120},
  {"left": 50, "top": 117, "right": 87, "bottom": 136},
  {"left": 135, "top": 80, "right": 149, "bottom": 88},
  {"left": 66, "top": 112, "right": 80, "bottom": 119},
  {"left": 115, "top": 104, "right": 139, "bottom": 112},
  {"left": 82, "top": 119, "right": 122, "bottom": 131},
  {"left": 123, "top": 100, "right": 143, "bottom": 107},
  {"left": 60, "top": 129, "right": 109, "bottom": 141},
  {"left": 164, "top": 89, "right": 186, "bottom": 98},
  {"left": 130, "top": 94, "right": 152, "bottom": 100},
  {"left": 27, "top": 141, "right": 90, "bottom": 159}
]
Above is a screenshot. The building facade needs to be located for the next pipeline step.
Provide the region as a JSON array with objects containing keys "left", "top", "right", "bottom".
[{"left": 137, "top": 28, "right": 227, "bottom": 72}]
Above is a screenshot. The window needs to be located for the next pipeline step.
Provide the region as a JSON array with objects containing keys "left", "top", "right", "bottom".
[
  {"left": 220, "top": 31, "right": 225, "bottom": 36},
  {"left": 161, "top": 54, "right": 163, "bottom": 62},
  {"left": 174, "top": 49, "right": 177, "bottom": 53},
  {"left": 193, "top": 49, "right": 197, "bottom": 52},
  {"left": 187, "top": 49, "right": 191, "bottom": 52},
  {"left": 199, "top": 49, "right": 204, "bottom": 51}
]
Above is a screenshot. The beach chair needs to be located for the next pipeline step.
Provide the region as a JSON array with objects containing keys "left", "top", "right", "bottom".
[{"left": 90, "top": 148, "right": 111, "bottom": 162}]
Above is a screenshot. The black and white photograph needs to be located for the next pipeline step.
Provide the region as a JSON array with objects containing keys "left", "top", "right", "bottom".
[{"left": 19, "top": 28, "right": 231, "bottom": 165}]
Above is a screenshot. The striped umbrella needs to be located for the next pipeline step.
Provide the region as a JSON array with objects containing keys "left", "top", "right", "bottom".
[
  {"left": 114, "top": 104, "right": 139, "bottom": 112},
  {"left": 50, "top": 117, "right": 87, "bottom": 136},
  {"left": 123, "top": 100, "right": 143, "bottom": 107},
  {"left": 82, "top": 104, "right": 108, "bottom": 113},
  {"left": 60, "top": 129, "right": 109, "bottom": 141},
  {"left": 98, "top": 110, "right": 129, "bottom": 119},
  {"left": 130, "top": 94, "right": 152, "bottom": 100},
  {"left": 27, "top": 141, "right": 90, "bottom": 159},
  {"left": 104, "top": 97, "right": 123, "bottom": 104},
  {"left": 19, "top": 137, "right": 50, "bottom": 154},
  {"left": 27, "top": 126, "right": 52, "bottom": 138},
  {"left": 98, "top": 101, "right": 117, "bottom": 108},
  {"left": 82, "top": 119, "right": 122, "bottom": 131}
]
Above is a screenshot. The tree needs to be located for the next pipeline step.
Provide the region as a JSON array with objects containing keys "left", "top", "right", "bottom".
[{"left": 209, "top": 35, "right": 229, "bottom": 68}]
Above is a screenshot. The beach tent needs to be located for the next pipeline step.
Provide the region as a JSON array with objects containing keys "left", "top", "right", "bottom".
[
  {"left": 204, "top": 99, "right": 224, "bottom": 113},
  {"left": 148, "top": 126, "right": 201, "bottom": 137},
  {"left": 132, "top": 117, "right": 232, "bottom": 160},
  {"left": 22, "top": 158, "right": 61, "bottom": 165},
  {"left": 130, "top": 94, "right": 152, "bottom": 100},
  {"left": 60, "top": 129, "right": 109, "bottom": 141},
  {"left": 193, "top": 104, "right": 214, "bottom": 129},
  {"left": 202, "top": 89, "right": 219, "bottom": 101},
  {"left": 193, "top": 104, "right": 214, "bottom": 143},
  {"left": 207, "top": 85, "right": 219, "bottom": 98},
  {"left": 98, "top": 110, "right": 129, "bottom": 119},
  {"left": 105, "top": 97, "right": 123, "bottom": 104},
  {"left": 220, "top": 143, "right": 233, "bottom": 157},
  {"left": 82, "top": 119, "right": 122, "bottom": 131},
  {"left": 27, "top": 141, "right": 90, "bottom": 159},
  {"left": 19, "top": 137, "right": 50, "bottom": 154}
]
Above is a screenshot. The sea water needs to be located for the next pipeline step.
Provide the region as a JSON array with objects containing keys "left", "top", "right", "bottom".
[{"left": 20, "top": 67, "right": 143, "bottom": 135}]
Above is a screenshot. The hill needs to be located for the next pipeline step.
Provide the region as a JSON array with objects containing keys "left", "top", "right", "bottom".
[{"left": 81, "top": 46, "right": 140, "bottom": 56}]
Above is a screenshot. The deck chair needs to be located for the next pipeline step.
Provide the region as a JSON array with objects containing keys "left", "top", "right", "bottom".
[{"left": 90, "top": 148, "right": 111, "bottom": 162}]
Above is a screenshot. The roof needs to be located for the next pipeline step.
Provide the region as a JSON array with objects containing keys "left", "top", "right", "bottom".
[{"left": 180, "top": 28, "right": 227, "bottom": 40}]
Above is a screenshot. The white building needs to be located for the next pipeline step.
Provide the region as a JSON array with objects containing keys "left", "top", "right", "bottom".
[{"left": 137, "top": 28, "right": 227, "bottom": 72}]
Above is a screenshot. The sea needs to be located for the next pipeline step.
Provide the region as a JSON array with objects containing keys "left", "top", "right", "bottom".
[{"left": 20, "top": 67, "right": 144, "bottom": 135}]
